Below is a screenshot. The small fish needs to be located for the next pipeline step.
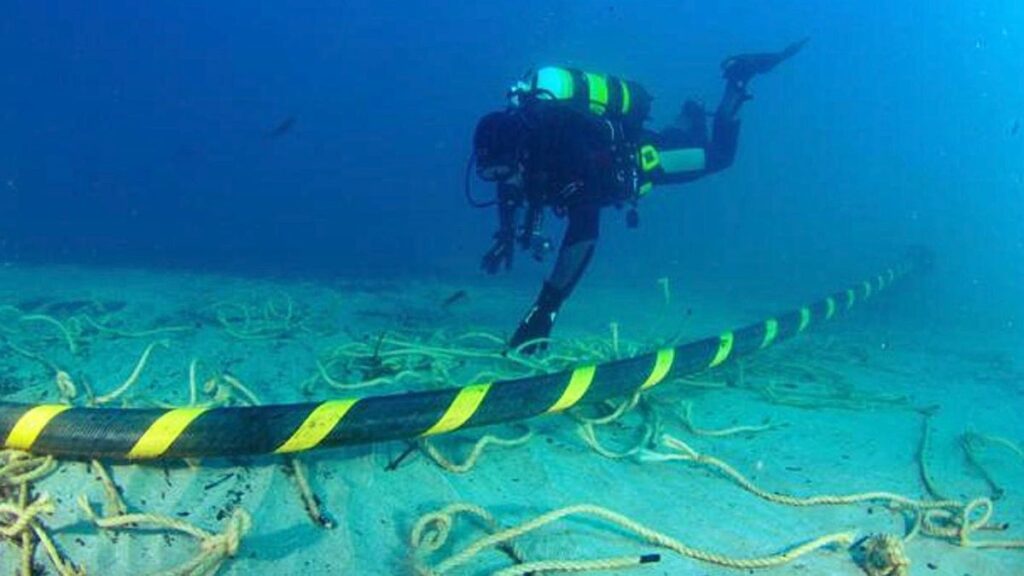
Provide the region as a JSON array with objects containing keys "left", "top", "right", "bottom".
[
  {"left": 1011, "top": 119, "right": 1020, "bottom": 137},
  {"left": 266, "top": 116, "right": 296, "bottom": 139},
  {"left": 441, "top": 289, "right": 468, "bottom": 309}
]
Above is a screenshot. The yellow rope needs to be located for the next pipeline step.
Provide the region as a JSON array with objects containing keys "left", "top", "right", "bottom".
[
  {"left": 0, "top": 451, "right": 56, "bottom": 485},
  {"left": 855, "top": 533, "right": 910, "bottom": 576},
  {"left": 29, "top": 518, "right": 84, "bottom": 576},
  {"left": 576, "top": 418, "right": 656, "bottom": 460},
  {"left": 18, "top": 313, "right": 77, "bottom": 354},
  {"left": 221, "top": 374, "right": 262, "bottom": 406},
  {"left": 288, "top": 457, "right": 333, "bottom": 528},
  {"left": 970, "top": 434, "right": 1024, "bottom": 460},
  {"left": 55, "top": 370, "right": 77, "bottom": 404},
  {"left": 191, "top": 373, "right": 262, "bottom": 409},
  {"left": 79, "top": 495, "right": 252, "bottom": 575},
  {"left": 419, "top": 429, "right": 533, "bottom": 474},
  {"left": 411, "top": 503, "right": 527, "bottom": 567},
  {"left": 453, "top": 332, "right": 507, "bottom": 346},
  {"left": 316, "top": 357, "right": 420, "bottom": 390},
  {"left": 648, "top": 434, "right": 960, "bottom": 510},
  {"left": 81, "top": 314, "right": 192, "bottom": 338},
  {"left": 188, "top": 358, "right": 200, "bottom": 406},
  {"left": 0, "top": 493, "right": 55, "bottom": 538},
  {"left": 19, "top": 483, "right": 33, "bottom": 576},
  {"left": 571, "top": 393, "right": 640, "bottom": 426},
  {"left": 91, "top": 459, "right": 128, "bottom": 516},
  {"left": 569, "top": 394, "right": 662, "bottom": 460},
  {"left": 94, "top": 340, "right": 169, "bottom": 405},
  {"left": 213, "top": 294, "right": 298, "bottom": 340},
  {"left": 915, "top": 410, "right": 947, "bottom": 500},
  {"left": 412, "top": 502, "right": 855, "bottom": 575},
  {"left": 961, "top": 431, "right": 1023, "bottom": 500},
  {"left": 2, "top": 338, "right": 61, "bottom": 374},
  {"left": 0, "top": 452, "right": 81, "bottom": 576},
  {"left": 919, "top": 498, "right": 1024, "bottom": 549},
  {"left": 678, "top": 401, "right": 779, "bottom": 437},
  {"left": 646, "top": 435, "right": 1024, "bottom": 551}
]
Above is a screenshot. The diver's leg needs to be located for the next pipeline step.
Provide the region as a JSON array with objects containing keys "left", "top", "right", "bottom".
[
  {"left": 720, "top": 38, "right": 809, "bottom": 88},
  {"left": 709, "top": 38, "right": 808, "bottom": 171},
  {"left": 509, "top": 204, "right": 599, "bottom": 353},
  {"left": 705, "top": 81, "right": 744, "bottom": 172},
  {"left": 651, "top": 70, "right": 748, "bottom": 184}
]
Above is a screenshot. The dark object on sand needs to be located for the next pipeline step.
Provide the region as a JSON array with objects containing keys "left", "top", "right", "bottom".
[
  {"left": 266, "top": 116, "right": 296, "bottom": 139},
  {"left": 385, "top": 442, "right": 418, "bottom": 471},
  {"left": 441, "top": 290, "right": 468, "bottom": 309}
]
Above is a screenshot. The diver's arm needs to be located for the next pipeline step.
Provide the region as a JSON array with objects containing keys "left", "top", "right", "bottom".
[
  {"left": 496, "top": 182, "right": 522, "bottom": 237},
  {"left": 480, "top": 182, "right": 523, "bottom": 274}
]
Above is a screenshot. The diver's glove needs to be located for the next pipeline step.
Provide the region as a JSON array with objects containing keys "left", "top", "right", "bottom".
[
  {"left": 509, "top": 283, "right": 563, "bottom": 354},
  {"left": 721, "top": 37, "right": 809, "bottom": 86},
  {"left": 481, "top": 231, "right": 514, "bottom": 274}
]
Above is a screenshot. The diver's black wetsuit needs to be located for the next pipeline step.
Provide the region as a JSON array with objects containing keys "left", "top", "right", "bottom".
[
  {"left": 476, "top": 39, "right": 808, "bottom": 352},
  {"left": 496, "top": 80, "right": 746, "bottom": 351}
]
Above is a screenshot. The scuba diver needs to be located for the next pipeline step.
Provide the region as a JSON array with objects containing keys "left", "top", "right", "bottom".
[{"left": 470, "top": 39, "right": 808, "bottom": 353}]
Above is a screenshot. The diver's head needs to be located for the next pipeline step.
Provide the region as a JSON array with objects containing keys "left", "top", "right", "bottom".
[{"left": 473, "top": 110, "right": 524, "bottom": 182}]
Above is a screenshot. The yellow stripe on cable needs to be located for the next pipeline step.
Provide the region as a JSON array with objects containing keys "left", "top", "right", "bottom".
[
  {"left": 128, "top": 407, "right": 208, "bottom": 459},
  {"left": 549, "top": 365, "right": 596, "bottom": 412},
  {"left": 4, "top": 404, "right": 70, "bottom": 450},
  {"left": 641, "top": 349, "right": 675, "bottom": 390},
  {"left": 709, "top": 332, "right": 734, "bottom": 368},
  {"left": 275, "top": 399, "right": 359, "bottom": 454},
  {"left": 798, "top": 307, "right": 811, "bottom": 333},
  {"left": 761, "top": 318, "right": 779, "bottom": 349},
  {"left": 422, "top": 383, "right": 490, "bottom": 436}
]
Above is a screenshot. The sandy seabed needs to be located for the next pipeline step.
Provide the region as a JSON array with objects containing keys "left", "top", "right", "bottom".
[{"left": 0, "top": 262, "right": 1021, "bottom": 575}]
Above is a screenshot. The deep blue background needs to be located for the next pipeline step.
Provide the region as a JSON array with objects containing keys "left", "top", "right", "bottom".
[{"left": 1, "top": 2, "right": 1021, "bottom": 319}]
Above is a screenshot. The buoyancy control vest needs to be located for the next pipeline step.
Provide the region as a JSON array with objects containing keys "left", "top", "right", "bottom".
[{"left": 506, "top": 67, "right": 660, "bottom": 221}]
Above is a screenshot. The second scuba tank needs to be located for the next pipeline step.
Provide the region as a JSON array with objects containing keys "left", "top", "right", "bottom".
[{"left": 508, "top": 66, "right": 652, "bottom": 130}]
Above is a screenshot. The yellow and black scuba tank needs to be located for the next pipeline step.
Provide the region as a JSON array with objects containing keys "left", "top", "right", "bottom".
[{"left": 508, "top": 66, "right": 652, "bottom": 130}]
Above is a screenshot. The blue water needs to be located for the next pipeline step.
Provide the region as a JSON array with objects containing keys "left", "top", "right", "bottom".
[{"left": 2, "top": 1, "right": 1020, "bottom": 292}]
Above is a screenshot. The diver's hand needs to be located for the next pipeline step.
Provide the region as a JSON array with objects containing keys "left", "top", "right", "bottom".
[
  {"left": 722, "top": 37, "right": 809, "bottom": 85},
  {"left": 481, "top": 233, "right": 514, "bottom": 274}
]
